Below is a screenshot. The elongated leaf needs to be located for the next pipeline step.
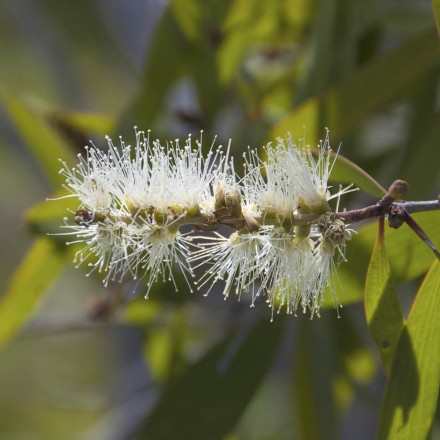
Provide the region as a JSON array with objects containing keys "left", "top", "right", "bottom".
[
  {"left": 270, "top": 29, "right": 440, "bottom": 197},
  {"left": 217, "top": 1, "right": 282, "bottom": 84},
  {"left": 119, "top": 2, "right": 230, "bottom": 135},
  {"left": 138, "top": 317, "right": 284, "bottom": 440},
  {"left": 50, "top": 111, "right": 115, "bottom": 137},
  {"left": 323, "top": 211, "right": 439, "bottom": 308},
  {"left": 272, "top": 29, "right": 440, "bottom": 142},
  {"left": 378, "top": 260, "right": 440, "bottom": 440},
  {"left": 293, "top": 315, "right": 375, "bottom": 439},
  {"left": 331, "top": 151, "right": 386, "bottom": 198},
  {"left": 170, "top": 0, "right": 201, "bottom": 40},
  {"left": 1, "top": 89, "right": 74, "bottom": 187},
  {"left": 364, "top": 220, "right": 405, "bottom": 373},
  {"left": 0, "top": 237, "right": 66, "bottom": 350},
  {"left": 434, "top": 0, "right": 440, "bottom": 36},
  {"left": 117, "top": 8, "right": 187, "bottom": 134},
  {"left": 397, "top": 66, "right": 440, "bottom": 198},
  {"left": 293, "top": 313, "right": 340, "bottom": 440},
  {"left": 26, "top": 192, "right": 79, "bottom": 236}
]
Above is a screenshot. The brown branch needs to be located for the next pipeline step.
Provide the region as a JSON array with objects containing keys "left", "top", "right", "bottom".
[{"left": 332, "top": 199, "right": 440, "bottom": 224}]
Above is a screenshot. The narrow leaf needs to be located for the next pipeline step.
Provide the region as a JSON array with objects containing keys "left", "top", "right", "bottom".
[
  {"left": 433, "top": 0, "right": 440, "bottom": 36},
  {"left": 364, "top": 218, "right": 405, "bottom": 373},
  {"left": 322, "top": 211, "right": 440, "bottom": 308},
  {"left": 50, "top": 110, "right": 115, "bottom": 137},
  {"left": 26, "top": 192, "right": 79, "bottom": 235},
  {"left": 397, "top": 70, "right": 440, "bottom": 198},
  {"left": 378, "top": 260, "right": 440, "bottom": 439},
  {"left": 271, "top": 29, "right": 440, "bottom": 142},
  {"left": 119, "top": 9, "right": 189, "bottom": 132},
  {"left": 293, "top": 314, "right": 338, "bottom": 440},
  {"left": 270, "top": 29, "right": 440, "bottom": 197},
  {"left": 0, "top": 237, "right": 66, "bottom": 350},
  {"left": 138, "top": 317, "right": 284, "bottom": 440},
  {"left": 331, "top": 151, "right": 386, "bottom": 198},
  {"left": 1, "top": 89, "right": 74, "bottom": 187},
  {"left": 170, "top": 0, "right": 201, "bottom": 40}
]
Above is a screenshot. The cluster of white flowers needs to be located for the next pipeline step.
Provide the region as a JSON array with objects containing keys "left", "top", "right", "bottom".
[{"left": 55, "top": 128, "right": 354, "bottom": 318}]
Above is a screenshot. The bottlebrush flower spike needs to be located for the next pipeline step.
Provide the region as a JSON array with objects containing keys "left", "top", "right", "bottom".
[
  {"left": 53, "top": 129, "right": 225, "bottom": 296},
  {"left": 52, "top": 129, "right": 355, "bottom": 318}
]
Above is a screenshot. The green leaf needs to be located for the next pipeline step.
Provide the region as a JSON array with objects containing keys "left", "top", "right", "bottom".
[
  {"left": 292, "top": 314, "right": 375, "bottom": 440},
  {"left": 138, "top": 317, "right": 284, "bottom": 440},
  {"left": 217, "top": 1, "right": 280, "bottom": 84},
  {"left": 397, "top": 70, "right": 440, "bottom": 198},
  {"left": 270, "top": 29, "right": 440, "bottom": 196},
  {"left": 331, "top": 152, "right": 386, "bottom": 198},
  {"left": 50, "top": 110, "right": 115, "bottom": 137},
  {"left": 0, "top": 237, "right": 66, "bottom": 350},
  {"left": 323, "top": 211, "right": 439, "bottom": 308},
  {"left": 364, "top": 220, "right": 405, "bottom": 373},
  {"left": 272, "top": 29, "right": 440, "bottom": 141},
  {"left": 293, "top": 312, "right": 370, "bottom": 440},
  {"left": 118, "top": 8, "right": 188, "bottom": 133},
  {"left": 185, "top": 1, "right": 231, "bottom": 122},
  {"left": 0, "top": 89, "right": 74, "bottom": 188},
  {"left": 378, "top": 260, "right": 440, "bottom": 440},
  {"left": 26, "top": 191, "right": 79, "bottom": 235},
  {"left": 217, "top": 0, "right": 313, "bottom": 84},
  {"left": 119, "top": 2, "right": 230, "bottom": 134},
  {"left": 170, "top": 0, "right": 201, "bottom": 41},
  {"left": 433, "top": 0, "right": 440, "bottom": 36}
]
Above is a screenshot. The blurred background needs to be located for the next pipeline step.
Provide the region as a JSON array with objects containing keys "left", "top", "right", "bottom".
[{"left": 0, "top": 0, "right": 439, "bottom": 439}]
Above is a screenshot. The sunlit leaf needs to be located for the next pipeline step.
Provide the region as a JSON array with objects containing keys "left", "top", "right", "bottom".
[
  {"left": 378, "top": 260, "right": 440, "bottom": 439},
  {"left": 50, "top": 111, "right": 115, "bottom": 137},
  {"left": 26, "top": 191, "right": 79, "bottom": 235},
  {"left": 137, "top": 317, "right": 284, "bottom": 440},
  {"left": 0, "top": 237, "right": 66, "bottom": 350},
  {"left": 364, "top": 220, "right": 405, "bottom": 373},
  {"left": 0, "top": 89, "right": 74, "bottom": 188},
  {"left": 217, "top": 2, "right": 280, "bottom": 84},
  {"left": 218, "top": 0, "right": 312, "bottom": 84},
  {"left": 293, "top": 314, "right": 375, "bottom": 439},
  {"left": 123, "top": 298, "right": 162, "bottom": 326},
  {"left": 170, "top": 0, "right": 201, "bottom": 40},
  {"left": 323, "top": 211, "right": 439, "bottom": 308}
]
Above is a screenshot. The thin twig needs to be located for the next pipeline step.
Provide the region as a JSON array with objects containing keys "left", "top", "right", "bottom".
[{"left": 332, "top": 199, "right": 440, "bottom": 223}]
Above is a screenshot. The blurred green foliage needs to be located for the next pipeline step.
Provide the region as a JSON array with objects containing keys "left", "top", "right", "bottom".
[{"left": 0, "top": 0, "right": 439, "bottom": 439}]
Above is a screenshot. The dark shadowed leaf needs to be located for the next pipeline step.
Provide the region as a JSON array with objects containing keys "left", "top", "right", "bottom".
[
  {"left": 271, "top": 29, "right": 440, "bottom": 143},
  {"left": 397, "top": 70, "right": 440, "bottom": 199},
  {"left": 137, "top": 317, "right": 284, "bottom": 440},
  {"left": 433, "top": 0, "right": 440, "bottom": 35},
  {"left": 270, "top": 29, "right": 440, "bottom": 196},
  {"left": 292, "top": 312, "right": 376, "bottom": 440}
]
